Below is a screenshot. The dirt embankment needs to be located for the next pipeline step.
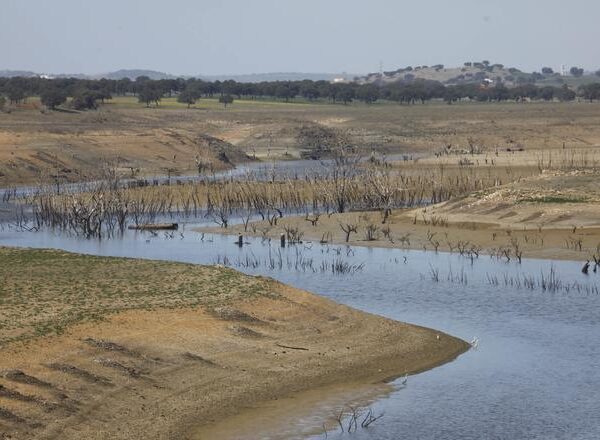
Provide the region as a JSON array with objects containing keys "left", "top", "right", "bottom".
[
  {"left": 0, "top": 109, "right": 251, "bottom": 186},
  {"left": 0, "top": 249, "right": 468, "bottom": 439},
  {"left": 3, "top": 98, "right": 600, "bottom": 186}
]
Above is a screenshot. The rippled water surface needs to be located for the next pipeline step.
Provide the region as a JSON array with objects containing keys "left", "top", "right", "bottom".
[{"left": 1, "top": 222, "right": 599, "bottom": 440}]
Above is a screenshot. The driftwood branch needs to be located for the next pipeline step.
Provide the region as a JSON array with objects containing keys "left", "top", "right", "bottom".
[{"left": 275, "top": 343, "right": 309, "bottom": 351}]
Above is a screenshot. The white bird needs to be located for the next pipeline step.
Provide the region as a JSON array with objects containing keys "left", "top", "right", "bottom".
[
  {"left": 470, "top": 337, "right": 480, "bottom": 349},
  {"left": 400, "top": 374, "right": 408, "bottom": 386}
]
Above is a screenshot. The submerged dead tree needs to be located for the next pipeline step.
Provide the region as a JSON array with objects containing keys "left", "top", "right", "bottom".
[
  {"left": 339, "top": 222, "right": 359, "bottom": 242},
  {"left": 322, "top": 146, "right": 362, "bottom": 214},
  {"left": 27, "top": 151, "right": 528, "bottom": 239}
]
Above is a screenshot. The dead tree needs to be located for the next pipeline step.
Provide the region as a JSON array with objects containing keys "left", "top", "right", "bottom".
[
  {"left": 365, "top": 163, "right": 397, "bottom": 223},
  {"left": 304, "top": 212, "right": 321, "bottom": 227},
  {"left": 339, "top": 222, "right": 358, "bottom": 242},
  {"left": 323, "top": 145, "right": 361, "bottom": 214},
  {"left": 283, "top": 225, "right": 304, "bottom": 244}
]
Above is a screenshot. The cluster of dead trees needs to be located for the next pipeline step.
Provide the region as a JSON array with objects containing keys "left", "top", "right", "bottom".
[{"left": 26, "top": 149, "right": 512, "bottom": 238}]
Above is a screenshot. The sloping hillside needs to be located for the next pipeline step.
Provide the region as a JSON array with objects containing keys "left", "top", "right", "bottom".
[{"left": 357, "top": 62, "right": 598, "bottom": 87}]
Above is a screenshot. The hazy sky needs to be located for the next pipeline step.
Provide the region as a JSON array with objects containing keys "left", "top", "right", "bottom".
[{"left": 2, "top": 0, "right": 599, "bottom": 75}]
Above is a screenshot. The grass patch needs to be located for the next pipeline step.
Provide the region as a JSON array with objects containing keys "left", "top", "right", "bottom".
[{"left": 0, "top": 247, "right": 275, "bottom": 346}]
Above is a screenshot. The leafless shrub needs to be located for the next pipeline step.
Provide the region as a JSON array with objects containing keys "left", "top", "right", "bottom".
[
  {"left": 456, "top": 240, "right": 470, "bottom": 255},
  {"left": 429, "top": 264, "right": 440, "bottom": 282},
  {"left": 565, "top": 237, "right": 583, "bottom": 252},
  {"left": 283, "top": 225, "right": 304, "bottom": 244},
  {"left": 430, "top": 215, "right": 449, "bottom": 227},
  {"left": 320, "top": 231, "right": 332, "bottom": 244},
  {"left": 258, "top": 226, "right": 272, "bottom": 242},
  {"left": 467, "top": 136, "right": 485, "bottom": 155},
  {"left": 304, "top": 212, "right": 321, "bottom": 226},
  {"left": 381, "top": 225, "right": 393, "bottom": 242},
  {"left": 339, "top": 222, "right": 358, "bottom": 242},
  {"left": 361, "top": 407, "right": 384, "bottom": 428},
  {"left": 364, "top": 223, "right": 379, "bottom": 241},
  {"left": 447, "top": 267, "right": 468, "bottom": 285},
  {"left": 398, "top": 233, "right": 411, "bottom": 247},
  {"left": 332, "top": 406, "right": 384, "bottom": 434},
  {"left": 211, "top": 207, "right": 230, "bottom": 228},
  {"left": 511, "top": 238, "right": 523, "bottom": 264},
  {"left": 240, "top": 211, "right": 253, "bottom": 232},
  {"left": 266, "top": 209, "right": 281, "bottom": 226}
]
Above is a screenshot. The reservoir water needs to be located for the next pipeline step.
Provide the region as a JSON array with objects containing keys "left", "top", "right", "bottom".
[{"left": 1, "top": 221, "right": 599, "bottom": 440}]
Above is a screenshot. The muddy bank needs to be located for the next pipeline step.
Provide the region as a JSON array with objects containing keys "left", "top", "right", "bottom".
[
  {"left": 199, "top": 172, "right": 600, "bottom": 262},
  {"left": 0, "top": 249, "right": 468, "bottom": 439},
  {"left": 201, "top": 212, "right": 600, "bottom": 262}
]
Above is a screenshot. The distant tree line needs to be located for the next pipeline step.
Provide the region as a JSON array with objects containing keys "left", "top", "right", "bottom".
[
  {"left": 1, "top": 75, "right": 600, "bottom": 111},
  {"left": 370, "top": 61, "right": 596, "bottom": 86}
]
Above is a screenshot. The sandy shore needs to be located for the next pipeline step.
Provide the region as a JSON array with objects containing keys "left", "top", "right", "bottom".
[{"left": 0, "top": 250, "right": 468, "bottom": 439}]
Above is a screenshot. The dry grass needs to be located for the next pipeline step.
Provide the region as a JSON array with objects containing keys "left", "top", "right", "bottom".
[
  {"left": 0, "top": 247, "right": 273, "bottom": 346},
  {"left": 2, "top": 98, "right": 600, "bottom": 185}
]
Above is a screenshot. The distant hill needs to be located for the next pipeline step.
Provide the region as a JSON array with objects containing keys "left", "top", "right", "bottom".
[
  {"left": 1, "top": 65, "right": 598, "bottom": 86},
  {"left": 0, "top": 69, "right": 351, "bottom": 82},
  {"left": 0, "top": 69, "right": 176, "bottom": 80},
  {"left": 356, "top": 63, "right": 600, "bottom": 88},
  {"left": 197, "top": 72, "right": 353, "bottom": 82},
  {"left": 0, "top": 70, "right": 40, "bottom": 78},
  {"left": 0, "top": 70, "right": 90, "bottom": 79},
  {"left": 92, "top": 69, "right": 177, "bottom": 80}
]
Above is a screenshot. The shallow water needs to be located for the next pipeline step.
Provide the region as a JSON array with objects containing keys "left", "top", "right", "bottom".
[
  {"left": 0, "top": 153, "right": 411, "bottom": 199},
  {"left": 1, "top": 222, "right": 599, "bottom": 440}
]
